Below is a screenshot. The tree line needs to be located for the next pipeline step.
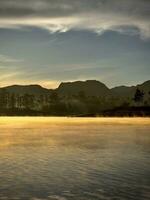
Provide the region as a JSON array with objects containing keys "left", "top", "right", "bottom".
[{"left": 0, "top": 88, "right": 149, "bottom": 116}]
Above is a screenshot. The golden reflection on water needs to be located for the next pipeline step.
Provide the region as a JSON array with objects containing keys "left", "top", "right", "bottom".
[
  {"left": 0, "top": 117, "right": 150, "bottom": 199},
  {"left": 0, "top": 117, "right": 150, "bottom": 128},
  {"left": 0, "top": 117, "right": 149, "bottom": 149}
]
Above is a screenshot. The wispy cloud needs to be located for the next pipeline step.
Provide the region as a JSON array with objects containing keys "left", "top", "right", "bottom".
[
  {"left": 0, "top": 0, "right": 150, "bottom": 39},
  {"left": 0, "top": 54, "right": 23, "bottom": 63}
]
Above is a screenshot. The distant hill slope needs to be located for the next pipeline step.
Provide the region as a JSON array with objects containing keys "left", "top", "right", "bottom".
[
  {"left": 138, "top": 80, "right": 150, "bottom": 95},
  {"left": 0, "top": 85, "right": 52, "bottom": 96},
  {"left": 56, "top": 80, "right": 111, "bottom": 96},
  {"left": 0, "top": 80, "right": 149, "bottom": 98},
  {"left": 111, "top": 85, "right": 135, "bottom": 98},
  {"left": 111, "top": 80, "right": 150, "bottom": 98}
]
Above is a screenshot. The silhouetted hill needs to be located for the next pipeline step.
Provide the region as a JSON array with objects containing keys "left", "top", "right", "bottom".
[
  {"left": 111, "top": 85, "right": 135, "bottom": 98},
  {"left": 0, "top": 80, "right": 149, "bottom": 98},
  {"left": 138, "top": 80, "right": 150, "bottom": 98},
  {"left": 111, "top": 80, "right": 150, "bottom": 99},
  {"left": 0, "top": 80, "right": 149, "bottom": 116},
  {"left": 0, "top": 84, "right": 52, "bottom": 96},
  {"left": 56, "top": 80, "right": 111, "bottom": 96}
]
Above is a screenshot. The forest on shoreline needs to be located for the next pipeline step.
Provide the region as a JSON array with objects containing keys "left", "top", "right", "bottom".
[{"left": 0, "top": 80, "right": 150, "bottom": 117}]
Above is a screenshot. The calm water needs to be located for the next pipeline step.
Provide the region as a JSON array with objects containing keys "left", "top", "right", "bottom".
[{"left": 0, "top": 117, "right": 150, "bottom": 200}]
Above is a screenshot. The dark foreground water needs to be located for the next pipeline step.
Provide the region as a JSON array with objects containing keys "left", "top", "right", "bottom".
[{"left": 0, "top": 117, "right": 150, "bottom": 200}]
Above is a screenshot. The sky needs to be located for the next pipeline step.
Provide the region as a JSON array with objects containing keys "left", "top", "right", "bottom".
[{"left": 0, "top": 0, "right": 150, "bottom": 88}]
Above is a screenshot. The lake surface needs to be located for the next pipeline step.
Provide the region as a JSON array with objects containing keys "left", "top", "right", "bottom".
[{"left": 0, "top": 117, "right": 150, "bottom": 200}]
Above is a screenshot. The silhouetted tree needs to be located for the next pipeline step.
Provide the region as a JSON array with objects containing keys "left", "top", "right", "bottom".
[
  {"left": 49, "top": 92, "right": 59, "bottom": 103},
  {"left": 22, "top": 94, "right": 35, "bottom": 109},
  {"left": 133, "top": 88, "right": 144, "bottom": 105},
  {"left": 9, "top": 93, "right": 16, "bottom": 109},
  {"left": 0, "top": 89, "right": 8, "bottom": 110}
]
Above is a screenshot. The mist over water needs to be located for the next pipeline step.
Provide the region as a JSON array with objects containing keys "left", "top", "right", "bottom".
[{"left": 0, "top": 117, "right": 150, "bottom": 200}]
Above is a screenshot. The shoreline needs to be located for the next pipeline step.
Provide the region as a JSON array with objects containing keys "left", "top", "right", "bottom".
[{"left": 0, "top": 117, "right": 150, "bottom": 128}]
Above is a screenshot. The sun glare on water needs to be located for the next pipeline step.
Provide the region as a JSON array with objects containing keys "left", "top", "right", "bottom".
[{"left": 0, "top": 117, "right": 149, "bottom": 129}]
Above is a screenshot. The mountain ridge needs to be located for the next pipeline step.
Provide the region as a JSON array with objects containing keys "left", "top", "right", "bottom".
[
  {"left": 0, "top": 80, "right": 149, "bottom": 98},
  {"left": 111, "top": 80, "right": 150, "bottom": 98}
]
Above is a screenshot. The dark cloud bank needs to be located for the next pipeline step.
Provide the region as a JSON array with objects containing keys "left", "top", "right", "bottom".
[{"left": 0, "top": 0, "right": 150, "bottom": 38}]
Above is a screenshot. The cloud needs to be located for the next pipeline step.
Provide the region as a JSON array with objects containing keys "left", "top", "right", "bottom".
[
  {"left": 0, "top": 54, "right": 23, "bottom": 63},
  {"left": 0, "top": 0, "right": 150, "bottom": 38}
]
